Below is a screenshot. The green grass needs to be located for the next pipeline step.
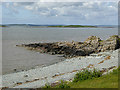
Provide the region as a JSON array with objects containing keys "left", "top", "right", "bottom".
[
  {"left": 68, "top": 67, "right": 119, "bottom": 88},
  {"left": 42, "top": 80, "right": 70, "bottom": 88},
  {"left": 68, "top": 72, "right": 118, "bottom": 88},
  {"left": 73, "top": 69, "right": 102, "bottom": 82},
  {"left": 41, "top": 67, "right": 119, "bottom": 88},
  {"left": 55, "top": 80, "right": 70, "bottom": 88}
]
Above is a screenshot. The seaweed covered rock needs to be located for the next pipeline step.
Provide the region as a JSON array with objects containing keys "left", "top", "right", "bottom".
[{"left": 17, "top": 35, "right": 120, "bottom": 58}]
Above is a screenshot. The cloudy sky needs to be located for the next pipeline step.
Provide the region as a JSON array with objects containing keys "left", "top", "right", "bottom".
[{"left": 1, "top": 2, "right": 118, "bottom": 25}]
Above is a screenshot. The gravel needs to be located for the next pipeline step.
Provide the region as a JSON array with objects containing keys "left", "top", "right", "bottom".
[{"left": 1, "top": 49, "right": 119, "bottom": 88}]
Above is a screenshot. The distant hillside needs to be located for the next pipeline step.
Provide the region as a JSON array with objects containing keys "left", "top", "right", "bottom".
[
  {"left": 1, "top": 24, "right": 117, "bottom": 28},
  {"left": 48, "top": 25, "right": 97, "bottom": 28},
  {"left": 0, "top": 25, "right": 7, "bottom": 27}
]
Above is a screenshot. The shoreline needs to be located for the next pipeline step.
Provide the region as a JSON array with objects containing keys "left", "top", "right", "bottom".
[
  {"left": 1, "top": 24, "right": 117, "bottom": 28},
  {"left": 2, "top": 55, "right": 65, "bottom": 75},
  {"left": 1, "top": 35, "right": 119, "bottom": 88},
  {"left": 4, "top": 34, "right": 120, "bottom": 75},
  {"left": 1, "top": 49, "right": 119, "bottom": 88}
]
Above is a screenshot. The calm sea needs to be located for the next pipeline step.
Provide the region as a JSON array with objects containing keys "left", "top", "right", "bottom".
[{"left": 2, "top": 26, "right": 118, "bottom": 74}]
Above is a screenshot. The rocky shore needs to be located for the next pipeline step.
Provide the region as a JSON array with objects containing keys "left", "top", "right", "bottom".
[
  {"left": 1, "top": 35, "right": 119, "bottom": 88},
  {"left": 1, "top": 48, "right": 119, "bottom": 88},
  {"left": 17, "top": 35, "right": 120, "bottom": 58}
]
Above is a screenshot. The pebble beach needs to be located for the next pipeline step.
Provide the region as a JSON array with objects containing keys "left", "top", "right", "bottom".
[{"left": 1, "top": 49, "right": 119, "bottom": 88}]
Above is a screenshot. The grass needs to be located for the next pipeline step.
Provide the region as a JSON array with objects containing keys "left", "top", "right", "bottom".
[
  {"left": 42, "top": 80, "right": 70, "bottom": 88},
  {"left": 73, "top": 69, "right": 102, "bottom": 82},
  {"left": 68, "top": 70, "right": 118, "bottom": 88},
  {"left": 54, "top": 80, "right": 70, "bottom": 88},
  {"left": 40, "top": 67, "right": 119, "bottom": 88}
]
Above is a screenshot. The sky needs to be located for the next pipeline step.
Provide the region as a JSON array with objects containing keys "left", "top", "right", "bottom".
[{"left": 1, "top": 2, "right": 118, "bottom": 25}]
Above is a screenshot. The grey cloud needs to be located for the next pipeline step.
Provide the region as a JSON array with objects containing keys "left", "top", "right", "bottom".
[
  {"left": 13, "top": 2, "right": 35, "bottom": 6},
  {"left": 3, "top": 2, "right": 118, "bottom": 21}
]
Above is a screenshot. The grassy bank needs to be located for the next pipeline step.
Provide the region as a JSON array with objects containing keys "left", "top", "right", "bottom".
[
  {"left": 68, "top": 68, "right": 119, "bottom": 88},
  {"left": 41, "top": 67, "right": 119, "bottom": 88},
  {"left": 48, "top": 25, "right": 97, "bottom": 28}
]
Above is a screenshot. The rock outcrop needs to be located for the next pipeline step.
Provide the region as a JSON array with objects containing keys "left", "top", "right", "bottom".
[
  {"left": 17, "top": 35, "right": 120, "bottom": 58},
  {"left": 97, "top": 35, "right": 120, "bottom": 52}
]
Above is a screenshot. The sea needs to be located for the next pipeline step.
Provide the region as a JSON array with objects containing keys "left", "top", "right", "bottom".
[{"left": 2, "top": 26, "right": 118, "bottom": 74}]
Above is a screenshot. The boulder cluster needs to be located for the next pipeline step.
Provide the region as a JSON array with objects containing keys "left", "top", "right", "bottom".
[{"left": 17, "top": 35, "right": 120, "bottom": 58}]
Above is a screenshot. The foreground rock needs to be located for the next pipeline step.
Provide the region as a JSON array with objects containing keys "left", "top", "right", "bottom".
[{"left": 17, "top": 35, "right": 120, "bottom": 58}]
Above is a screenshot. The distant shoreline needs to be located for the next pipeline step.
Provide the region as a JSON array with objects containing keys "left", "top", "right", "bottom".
[
  {"left": 47, "top": 25, "right": 97, "bottom": 28},
  {"left": 1, "top": 24, "right": 117, "bottom": 28},
  {"left": 0, "top": 25, "right": 7, "bottom": 27}
]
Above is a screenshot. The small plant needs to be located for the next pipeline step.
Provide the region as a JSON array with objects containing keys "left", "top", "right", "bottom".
[
  {"left": 43, "top": 83, "right": 51, "bottom": 88},
  {"left": 92, "top": 68, "right": 102, "bottom": 78},
  {"left": 56, "top": 80, "right": 70, "bottom": 88},
  {"left": 112, "top": 66, "right": 120, "bottom": 75},
  {"left": 112, "top": 69, "right": 118, "bottom": 75},
  {"left": 73, "top": 69, "right": 102, "bottom": 82}
]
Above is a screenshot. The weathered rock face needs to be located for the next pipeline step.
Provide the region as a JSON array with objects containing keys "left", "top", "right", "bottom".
[
  {"left": 97, "top": 35, "right": 120, "bottom": 52},
  {"left": 84, "top": 36, "right": 101, "bottom": 46},
  {"left": 17, "top": 35, "right": 120, "bottom": 58},
  {"left": 82, "top": 36, "right": 101, "bottom": 53}
]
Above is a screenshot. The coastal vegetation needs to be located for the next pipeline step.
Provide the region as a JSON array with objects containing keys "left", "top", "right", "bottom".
[
  {"left": 73, "top": 69, "right": 102, "bottom": 82},
  {"left": 41, "top": 67, "right": 119, "bottom": 88},
  {"left": 68, "top": 67, "right": 119, "bottom": 88}
]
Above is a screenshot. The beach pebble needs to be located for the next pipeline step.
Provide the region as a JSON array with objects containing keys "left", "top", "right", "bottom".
[
  {"left": 54, "top": 80, "right": 59, "bottom": 83},
  {"left": 13, "top": 69, "right": 17, "bottom": 72},
  {"left": 24, "top": 74, "right": 29, "bottom": 77},
  {"left": 16, "top": 82, "right": 23, "bottom": 85}
]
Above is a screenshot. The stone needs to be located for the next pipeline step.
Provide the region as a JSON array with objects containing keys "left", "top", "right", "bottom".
[
  {"left": 16, "top": 82, "right": 22, "bottom": 85},
  {"left": 24, "top": 74, "right": 29, "bottom": 77},
  {"left": 17, "top": 35, "right": 120, "bottom": 58},
  {"left": 84, "top": 36, "right": 101, "bottom": 46},
  {"left": 13, "top": 69, "right": 17, "bottom": 72},
  {"left": 97, "top": 35, "right": 120, "bottom": 52}
]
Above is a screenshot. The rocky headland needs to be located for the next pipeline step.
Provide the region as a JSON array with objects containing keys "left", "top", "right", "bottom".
[
  {"left": 1, "top": 35, "right": 119, "bottom": 88},
  {"left": 17, "top": 35, "right": 120, "bottom": 58}
]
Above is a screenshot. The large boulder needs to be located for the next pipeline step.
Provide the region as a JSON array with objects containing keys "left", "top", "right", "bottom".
[
  {"left": 97, "top": 35, "right": 120, "bottom": 52},
  {"left": 106, "top": 35, "right": 120, "bottom": 49},
  {"left": 84, "top": 36, "right": 101, "bottom": 48}
]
